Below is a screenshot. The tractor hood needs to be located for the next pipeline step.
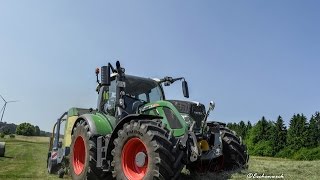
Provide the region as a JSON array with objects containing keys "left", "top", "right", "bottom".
[
  {"left": 168, "top": 100, "right": 206, "bottom": 132},
  {"left": 139, "top": 100, "right": 188, "bottom": 137}
]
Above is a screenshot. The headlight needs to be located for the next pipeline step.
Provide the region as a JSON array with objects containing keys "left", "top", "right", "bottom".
[{"left": 181, "top": 114, "right": 193, "bottom": 126}]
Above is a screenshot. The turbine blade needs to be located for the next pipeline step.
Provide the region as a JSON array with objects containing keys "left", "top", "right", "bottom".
[
  {"left": 0, "top": 104, "right": 6, "bottom": 122},
  {"left": 0, "top": 105, "right": 4, "bottom": 114},
  {"left": 0, "top": 95, "right": 5, "bottom": 102},
  {"left": 7, "top": 100, "right": 19, "bottom": 103}
]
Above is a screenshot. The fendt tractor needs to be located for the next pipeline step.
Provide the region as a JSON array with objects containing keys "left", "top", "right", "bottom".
[{"left": 47, "top": 61, "right": 249, "bottom": 180}]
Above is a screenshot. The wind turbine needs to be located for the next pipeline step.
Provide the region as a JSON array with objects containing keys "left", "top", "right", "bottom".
[{"left": 0, "top": 95, "right": 18, "bottom": 122}]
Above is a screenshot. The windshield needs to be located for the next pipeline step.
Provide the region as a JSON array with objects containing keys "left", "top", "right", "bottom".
[{"left": 125, "top": 75, "right": 163, "bottom": 102}]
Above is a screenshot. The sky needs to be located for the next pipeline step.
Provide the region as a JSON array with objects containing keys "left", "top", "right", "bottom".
[{"left": 0, "top": 1, "right": 319, "bottom": 132}]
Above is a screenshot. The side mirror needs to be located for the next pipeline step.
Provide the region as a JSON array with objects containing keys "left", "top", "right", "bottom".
[
  {"left": 182, "top": 80, "right": 189, "bottom": 98},
  {"left": 101, "top": 65, "right": 110, "bottom": 86},
  {"left": 209, "top": 101, "right": 215, "bottom": 111},
  {"left": 116, "top": 61, "right": 121, "bottom": 70}
]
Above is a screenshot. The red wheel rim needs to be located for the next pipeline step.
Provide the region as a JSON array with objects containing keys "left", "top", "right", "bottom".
[
  {"left": 73, "top": 136, "right": 86, "bottom": 175},
  {"left": 121, "top": 138, "right": 148, "bottom": 180}
]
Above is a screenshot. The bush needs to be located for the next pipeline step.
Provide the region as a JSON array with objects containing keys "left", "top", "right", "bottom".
[
  {"left": 275, "top": 147, "right": 320, "bottom": 160},
  {"left": 292, "top": 147, "right": 320, "bottom": 160},
  {"left": 275, "top": 147, "right": 295, "bottom": 158},
  {"left": 9, "top": 134, "right": 15, "bottom": 138},
  {"left": 250, "top": 140, "right": 274, "bottom": 156},
  {"left": 16, "top": 122, "right": 36, "bottom": 136},
  {"left": 0, "top": 133, "right": 4, "bottom": 138}
]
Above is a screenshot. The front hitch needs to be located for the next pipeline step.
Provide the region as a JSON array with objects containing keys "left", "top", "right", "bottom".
[
  {"left": 200, "top": 123, "right": 223, "bottom": 161},
  {"left": 175, "top": 131, "right": 201, "bottom": 163}
]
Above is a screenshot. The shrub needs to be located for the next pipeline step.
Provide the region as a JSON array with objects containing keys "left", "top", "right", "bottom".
[
  {"left": 9, "top": 134, "right": 15, "bottom": 138},
  {"left": 292, "top": 147, "right": 320, "bottom": 160},
  {"left": 0, "top": 133, "right": 5, "bottom": 138},
  {"left": 250, "top": 140, "right": 274, "bottom": 156},
  {"left": 275, "top": 147, "right": 295, "bottom": 158},
  {"left": 16, "top": 122, "right": 36, "bottom": 136}
]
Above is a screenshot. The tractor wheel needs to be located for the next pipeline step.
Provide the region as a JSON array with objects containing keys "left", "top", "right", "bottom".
[
  {"left": 220, "top": 127, "right": 249, "bottom": 170},
  {"left": 112, "top": 120, "right": 182, "bottom": 180},
  {"left": 70, "top": 120, "right": 111, "bottom": 180}
]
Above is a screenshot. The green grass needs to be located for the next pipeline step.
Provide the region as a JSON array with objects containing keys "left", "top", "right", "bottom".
[
  {"left": 183, "top": 156, "right": 320, "bottom": 180},
  {"left": 0, "top": 136, "right": 66, "bottom": 180},
  {"left": 13, "top": 135, "right": 50, "bottom": 143},
  {"left": 241, "top": 156, "right": 320, "bottom": 180},
  {"left": 1, "top": 136, "right": 319, "bottom": 179}
]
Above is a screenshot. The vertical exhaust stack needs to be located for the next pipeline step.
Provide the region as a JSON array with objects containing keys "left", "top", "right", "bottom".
[
  {"left": 101, "top": 65, "right": 110, "bottom": 86},
  {"left": 96, "top": 65, "right": 111, "bottom": 112}
]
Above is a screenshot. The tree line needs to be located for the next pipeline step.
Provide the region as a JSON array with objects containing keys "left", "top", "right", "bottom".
[
  {"left": 15, "top": 122, "right": 41, "bottom": 136},
  {"left": 227, "top": 112, "right": 320, "bottom": 160},
  {"left": 0, "top": 122, "right": 51, "bottom": 137}
]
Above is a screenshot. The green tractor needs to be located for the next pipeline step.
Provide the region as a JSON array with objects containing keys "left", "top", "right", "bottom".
[{"left": 47, "top": 61, "right": 248, "bottom": 179}]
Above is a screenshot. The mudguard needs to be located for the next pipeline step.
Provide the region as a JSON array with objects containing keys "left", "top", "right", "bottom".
[{"left": 72, "top": 113, "right": 116, "bottom": 136}]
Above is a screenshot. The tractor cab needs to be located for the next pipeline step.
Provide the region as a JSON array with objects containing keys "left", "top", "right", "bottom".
[
  {"left": 98, "top": 74, "right": 165, "bottom": 118},
  {"left": 95, "top": 63, "right": 189, "bottom": 122}
]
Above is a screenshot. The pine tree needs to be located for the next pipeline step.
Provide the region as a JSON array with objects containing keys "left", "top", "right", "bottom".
[
  {"left": 250, "top": 116, "right": 274, "bottom": 143},
  {"left": 239, "top": 120, "right": 247, "bottom": 139},
  {"left": 246, "top": 117, "right": 275, "bottom": 156},
  {"left": 227, "top": 122, "right": 237, "bottom": 132},
  {"left": 300, "top": 114, "right": 309, "bottom": 148},
  {"left": 287, "top": 114, "right": 308, "bottom": 150},
  {"left": 245, "top": 121, "right": 252, "bottom": 141},
  {"left": 308, "top": 112, "right": 320, "bottom": 147},
  {"left": 315, "top": 112, "right": 320, "bottom": 146},
  {"left": 247, "top": 121, "right": 252, "bottom": 130},
  {"left": 273, "top": 116, "right": 287, "bottom": 152}
]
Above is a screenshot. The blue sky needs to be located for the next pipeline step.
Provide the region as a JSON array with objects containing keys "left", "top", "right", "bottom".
[{"left": 0, "top": 1, "right": 319, "bottom": 132}]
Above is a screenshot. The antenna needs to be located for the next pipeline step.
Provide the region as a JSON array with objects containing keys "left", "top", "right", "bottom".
[{"left": 0, "top": 95, "right": 18, "bottom": 122}]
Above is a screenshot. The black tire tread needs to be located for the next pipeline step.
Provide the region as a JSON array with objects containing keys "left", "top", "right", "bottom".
[
  {"left": 70, "top": 120, "right": 111, "bottom": 180},
  {"left": 111, "top": 119, "right": 182, "bottom": 180},
  {"left": 220, "top": 128, "right": 248, "bottom": 170}
]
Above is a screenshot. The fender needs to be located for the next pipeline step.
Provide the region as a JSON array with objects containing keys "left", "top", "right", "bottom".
[
  {"left": 207, "top": 121, "right": 226, "bottom": 127},
  {"left": 72, "top": 113, "right": 115, "bottom": 136}
]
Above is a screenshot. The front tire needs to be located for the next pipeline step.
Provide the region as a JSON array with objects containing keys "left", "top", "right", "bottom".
[
  {"left": 69, "top": 120, "right": 110, "bottom": 180},
  {"left": 111, "top": 120, "right": 182, "bottom": 180},
  {"left": 220, "top": 127, "right": 249, "bottom": 170}
]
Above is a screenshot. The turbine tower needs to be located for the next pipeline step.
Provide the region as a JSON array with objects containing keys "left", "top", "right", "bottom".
[{"left": 0, "top": 95, "right": 18, "bottom": 122}]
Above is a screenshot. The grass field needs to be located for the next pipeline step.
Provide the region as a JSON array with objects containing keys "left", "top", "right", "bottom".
[
  {"left": 183, "top": 156, "right": 320, "bottom": 180},
  {"left": 0, "top": 136, "right": 62, "bottom": 180},
  {"left": 0, "top": 136, "right": 319, "bottom": 180}
]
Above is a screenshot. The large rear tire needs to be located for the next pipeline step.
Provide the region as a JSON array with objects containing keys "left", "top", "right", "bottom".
[
  {"left": 111, "top": 120, "right": 182, "bottom": 180},
  {"left": 70, "top": 120, "right": 111, "bottom": 180},
  {"left": 220, "top": 127, "right": 249, "bottom": 170}
]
